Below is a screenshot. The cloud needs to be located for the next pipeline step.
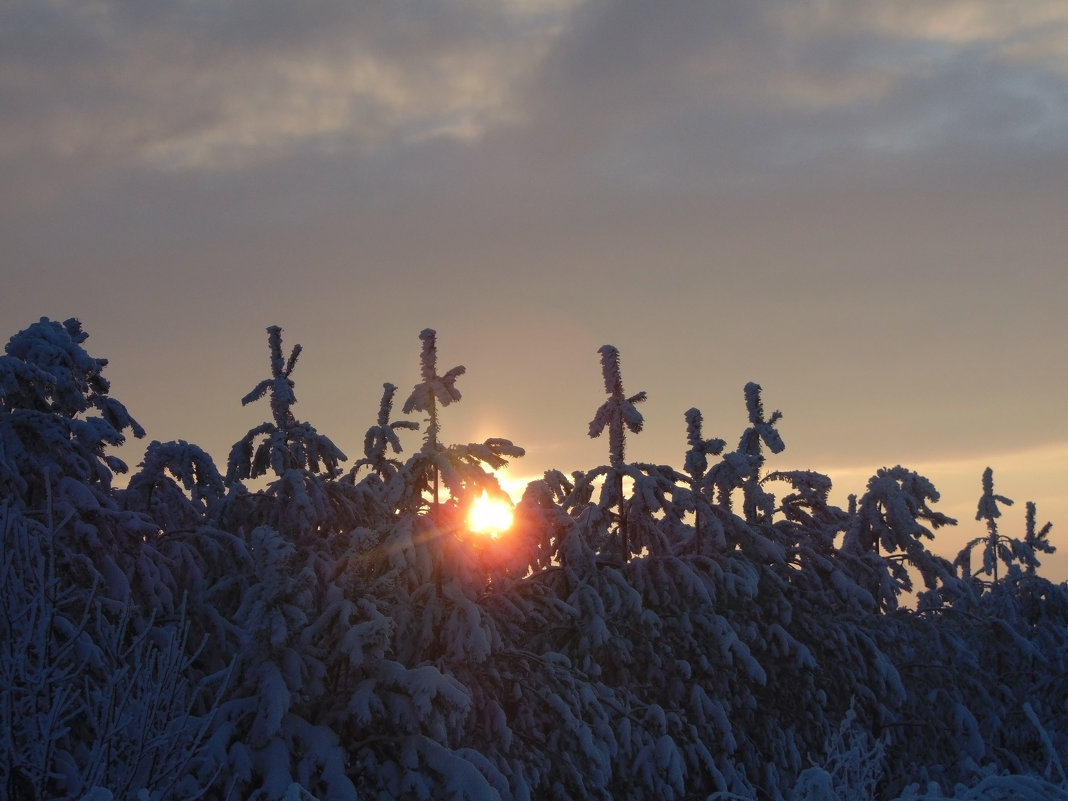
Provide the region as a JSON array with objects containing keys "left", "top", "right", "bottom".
[
  {"left": 5, "top": 0, "right": 1066, "bottom": 189},
  {"left": 0, "top": 0, "right": 577, "bottom": 172},
  {"left": 504, "top": 0, "right": 1068, "bottom": 188}
]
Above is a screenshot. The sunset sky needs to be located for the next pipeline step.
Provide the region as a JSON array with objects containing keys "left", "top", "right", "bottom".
[{"left": 3, "top": 2, "right": 1066, "bottom": 577}]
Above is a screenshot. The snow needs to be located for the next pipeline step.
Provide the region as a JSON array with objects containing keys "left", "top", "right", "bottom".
[{"left": 3, "top": 319, "right": 1067, "bottom": 800}]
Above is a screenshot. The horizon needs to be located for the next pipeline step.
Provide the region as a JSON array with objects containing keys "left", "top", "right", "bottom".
[{"left": 70, "top": 316, "right": 1066, "bottom": 584}]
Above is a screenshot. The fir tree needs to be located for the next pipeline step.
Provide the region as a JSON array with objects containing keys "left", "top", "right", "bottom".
[
  {"left": 353, "top": 383, "right": 420, "bottom": 481},
  {"left": 766, "top": 469, "right": 851, "bottom": 565},
  {"left": 589, "top": 345, "right": 646, "bottom": 470},
  {"left": 122, "top": 439, "right": 227, "bottom": 530},
  {"left": 588, "top": 344, "right": 647, "bottom": 560},
  {"left": 957, "top": 467, "right": 1015, "bottom": 584},
  {"left": 225, "top": 325, "right": 346, "bottom": 485},
  {"left": 843, "top": 466, "right": 959, "bottom": 610},
  {"left": 707, "top": 382, "right": 785, "bottom": 523},
  {"left": 0, "top": 317, "right": 145, "bottom": 507},
  {"left": 345, "top": 382, "right": 421, "bottom": 515},
  {"left": 683, "top": 407, "right": 726, "bottom": 549},
  {"left": 223, "top": 326, "right": 366, "bottom": 543},
  {"left": 397, "top": 329, "right": 523, "bottom": 521},
  {"left": 1022, "top": 501, "right": 1055, "bottom": 574},
  {"left": 402, "top": 329, "right": 466, "bottom": 517},
  {"left": 957, "top": 469, "right": 1056, "bottom": 586},
  {"left": 0, "top": 317, "right": 168, "bottom": 606}
]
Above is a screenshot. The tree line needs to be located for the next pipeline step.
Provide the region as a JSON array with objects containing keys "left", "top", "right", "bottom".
[{"left": 2, "top": 317, "right": 1066, "bottom": 801}]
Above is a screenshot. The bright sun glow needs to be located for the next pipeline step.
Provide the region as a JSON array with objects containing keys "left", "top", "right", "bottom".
[{"left": 467, "top": 491, "right": 514, "bottom": 537}]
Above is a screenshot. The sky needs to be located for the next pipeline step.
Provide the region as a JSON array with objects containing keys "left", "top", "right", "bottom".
[{"left": 3, "top": 1, "right": 1067, "bottom": 578}]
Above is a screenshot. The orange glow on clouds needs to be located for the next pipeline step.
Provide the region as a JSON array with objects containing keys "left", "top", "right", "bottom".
[{"left": 467, "top": 491, "right": 514, "bottom": 537}]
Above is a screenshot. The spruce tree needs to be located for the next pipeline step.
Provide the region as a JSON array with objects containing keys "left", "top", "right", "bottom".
[
  {"left": 402, "top": 328, "right": 465, "bottom": 518},
  {"left": 588, "top": 345, "right": 647, "bottom": 560},
  {"left": 225, "top": 325, "right": 346, "bottom": 485},
  {"left": 957, "top": 469, "right": 1056, "bottom": 586},
  {"left": 0, "top": 317, "right": 145, "bottom": 507},
  {"left": 705, "top": 382, "right": 785, "bottom": 523},
  {"left": 1022, "top": 501, "right": 1055, "bottom": 574},
  {"left": 842, "top": 466, "right": 959, "bottom": 610},
  {"left": 683, "top": 407, "right": 726, "bottom": 549},
  {"left": 122, "top": 439, "right": 227, "bottom": 530},
  {"left": 354, "top": 383, "right": 420, "bottom": 480},
  {"left": 398, "top": 329, "right": 523, "bottom": 521},
  {"left": 957, "top": 467, "right": 1015, "bottom": 584}
]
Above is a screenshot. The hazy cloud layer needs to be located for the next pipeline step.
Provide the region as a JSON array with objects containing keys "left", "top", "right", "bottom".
[
  {"left": 1, "top": 1, "right": 573, "bottom": 172},
  {"left": 5, "top": 1, "right": 1065, "bottom": 174}
]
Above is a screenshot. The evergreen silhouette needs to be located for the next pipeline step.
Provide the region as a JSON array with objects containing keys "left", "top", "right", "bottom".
[
  {"left": 588, "top": 344, "right": 647, "bottom": 560},
  {"left": 2, "top": 316, "right": 1066, "bottom": 801},
  {"left": 402, "top": 328, "right": 465, "bottom": 517}
]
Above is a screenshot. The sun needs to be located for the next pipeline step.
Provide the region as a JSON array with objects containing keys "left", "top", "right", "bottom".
[{"left": 467, "top": 491, "right": 514, "bottom": 537}]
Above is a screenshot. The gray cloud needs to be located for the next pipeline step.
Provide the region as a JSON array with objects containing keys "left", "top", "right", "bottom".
[
  {"left": 5, "top": 0, "right": 1065, "bottom": 188},
  {"left": 509, "top": 0, "right": 1068, "bottom": 190},
  {"left": 0, "top": 0, "right": 571, "bottom": 176}
]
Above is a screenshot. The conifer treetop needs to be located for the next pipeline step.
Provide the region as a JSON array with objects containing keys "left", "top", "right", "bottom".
[
  {"left": 402, "top": 329, "right": 466, "bottom": 415},
  {"left": 738, "top": 381, "right": 785, "bottom": 460},
  {"left": 589, "top": 345, "right": 646, "bottom": 467},
  {"left": 976, "top": 466, "right": 1013, "bottom": 532},
  {"left": 241, "top": 325, "right": 300, "bottom": 430},
  {"left": 684, "top": 407, "right": 726, "bottom": 479},
  {"left": 2, "top": 318, "right": 144, "bottom": 438},
  {"left": 1024, "top": 501, "right": 1055, "bottom": 572},
  {"left": 0, "top": 317, "right": 145, "bottom": 494},
  {"left": 226, "top": 325, "right": 346, "bottom": 481},
  {"left": 355, "top": 382, "right": 419, "bottom": 478},
  {"left": 958, "top": 467, "right": 1054, "bottom": 581}
]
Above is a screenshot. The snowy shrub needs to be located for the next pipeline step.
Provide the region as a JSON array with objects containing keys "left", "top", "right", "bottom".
[
  {"left": 122, "top": 439, "right": 227, "bottom": 529},
  {"left": 891, "top": 770, "right": 1068, "bottom": 801},
  {"left": 789, "top": 703, "right": 886, "bottom": 801},
  {"left": 0, "top": 503, "right": 225, "bottom": 801}
]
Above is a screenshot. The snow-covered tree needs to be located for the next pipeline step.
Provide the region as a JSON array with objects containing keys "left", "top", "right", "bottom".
[
  {"left": 705, "top": 382, "right": 785, "bottom": 523},
  {"left": 0, "top": 317, "right": 145, "bottom": 508},
  {"left": 225, "top": 325, "right": 346, "bottom": 485},
  {"left": 588, "top": 345, "right": 648, "bottom": 560},
  {"left": 383, "top": 329, "right": 524, "bottom": 608},
  {"left": 122, "top": 439, "right": 227, "bottom": 530},
  {"left": 957, "top": 467, "right": 1015, "bottom": 584},
  {"left": 1023, "top": 501, "right": 1056, "bottom": 574},
  {"left": 841, "top": 466, "right": 959, "bottom": 611},
  {"left": 956, "top": 468, "right": 1055, "bottom": 586},
  {"left": 401, "top": 328, "right": 466, "bottom": 515},
  {"left": 0, "top": 317, "right": 196, "bottom": 616},
  {"left": 221, "top": 326, "right": 377, "bottom": 546},
  {"left": 0, "top": 473, "right": 225, "bottom": 800},
  {"left": 589, "top": 345, "right": 647, "bottom": 470},
  {"left": 349, "top": 382, "right": 419, "bottom": 490},
  {"left": 682, "top": 407, "right": 727, "bottom": 549},
  {"left": 3, "top": 316, "right": 1068, "bottom": 801},
  {"left": 580, "top": 345, "right": 686, "bottom": 563}
]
